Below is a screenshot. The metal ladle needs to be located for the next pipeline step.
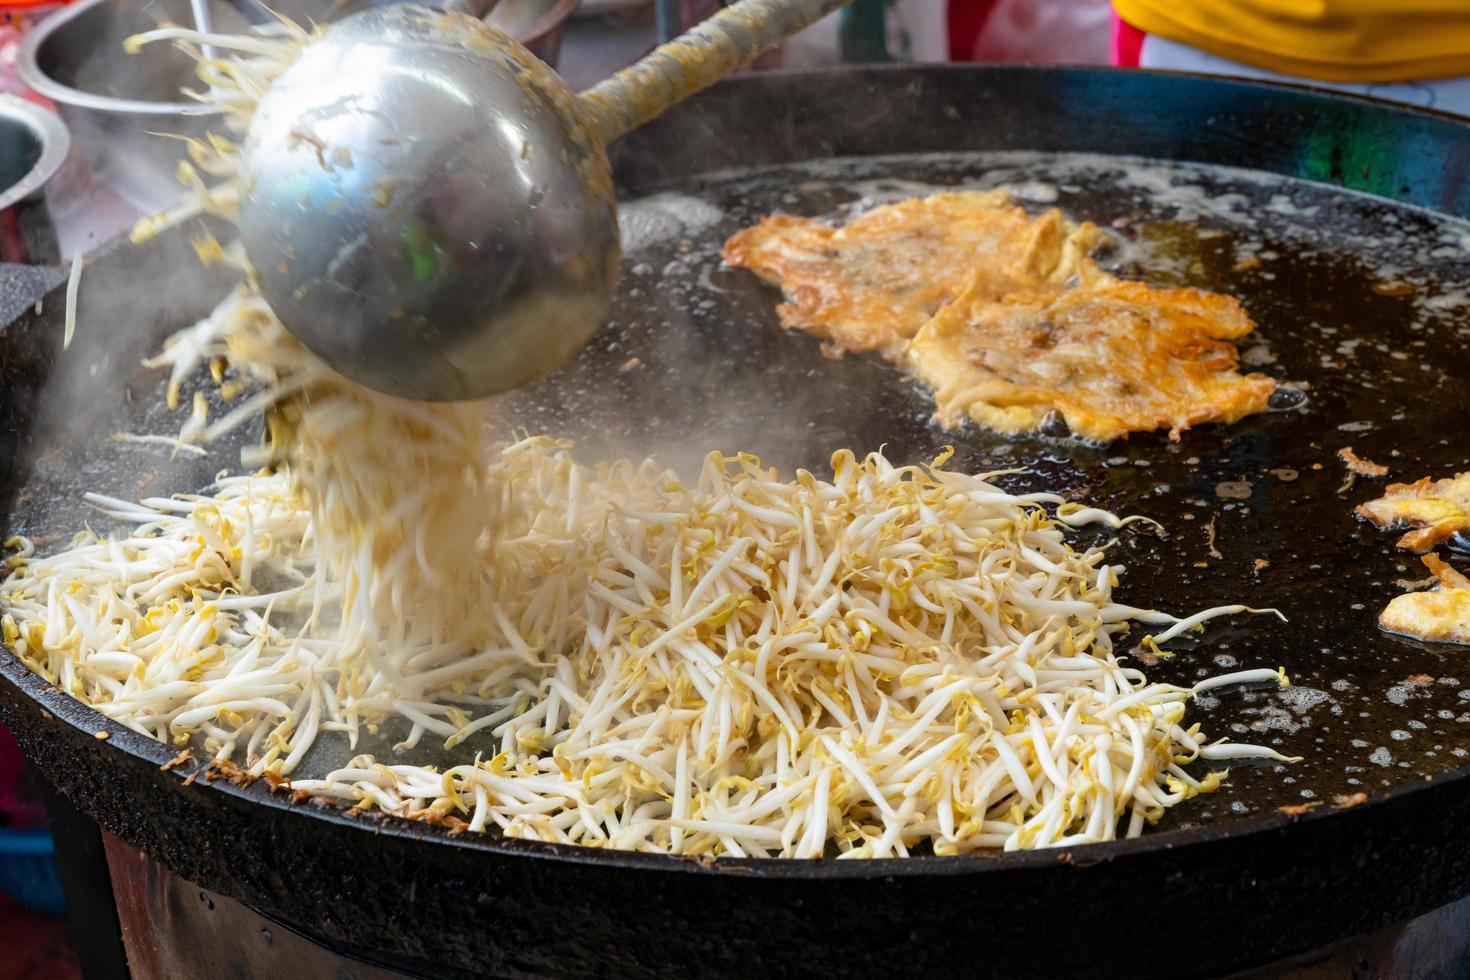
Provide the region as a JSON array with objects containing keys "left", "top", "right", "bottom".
[{"left": 237, "top": 0, "right": 853, "bottom": 401}]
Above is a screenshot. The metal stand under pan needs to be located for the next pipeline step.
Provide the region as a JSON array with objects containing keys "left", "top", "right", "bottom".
[
  {"left": 42, "top": 776, "right": 1470, "bottom": 980},
  {"left": 84, "top": 834, "right": 1470, "bottom": 979}
]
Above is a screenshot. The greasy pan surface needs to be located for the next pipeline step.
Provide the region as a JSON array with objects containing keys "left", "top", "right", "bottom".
[{"left": 4, "top": 67, "right": 1470, "bottom": 977}]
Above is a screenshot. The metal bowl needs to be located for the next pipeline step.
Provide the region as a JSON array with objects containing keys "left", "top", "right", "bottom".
[
  {"left": 322, "top": 0, "right": 581, "bottom": 60},
  {"left": 0, "top": 95, "right": 69, "bottom": 265},
  {"left": 17, "top": 0, "right": 580, "bottom": 214},
  {"left": 16, "top": 0, "right": 251, "bottom": 212},
  {"left": 489, "top": 0, "right": 581, "bottom": 66}
]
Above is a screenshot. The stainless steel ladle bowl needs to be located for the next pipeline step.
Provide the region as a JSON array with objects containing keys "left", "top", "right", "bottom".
[{"left": 237, "top": 0, "right": 852, "bottom": 400}]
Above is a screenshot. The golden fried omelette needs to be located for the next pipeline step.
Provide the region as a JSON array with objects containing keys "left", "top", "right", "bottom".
[
  {"left": 905, "top": 264, "right": 1277, "bottom": 443},
  {"left": 725, "top": 191, "right": 1277, "bottom": 442},
  {"left": 1358, "top": 472, "right": 1470, "bottom": 552},
  {"left": 1380, "top": 555, "right": 1470, "bottom": 646},
  {"left": 722, "top": 191, "right": 1102, "bottom": 358}
]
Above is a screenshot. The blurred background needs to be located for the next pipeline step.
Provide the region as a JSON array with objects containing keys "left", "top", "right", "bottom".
[{"left": 0, "top": 0, "right": 1116, "bottom": 264}]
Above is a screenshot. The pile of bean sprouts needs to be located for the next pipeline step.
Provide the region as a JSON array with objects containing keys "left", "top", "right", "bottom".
[
  {"left": 2, "top": 435, "right": 1291, "bottom": 855},
  {"left": 126, "top": 17, "right": 495, "bottom": 677},
  {"left": 0, "top": 19, "right": 1295, "bottom": 858}
]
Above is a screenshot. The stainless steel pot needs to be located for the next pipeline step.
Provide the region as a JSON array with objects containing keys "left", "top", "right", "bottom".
[
  {"left": 487, "top": 0, "right": 582, "bottom": 66},
  {"left": 16, "top": 0, "right": 252, "bottom": 213},
  {"left": 0, "top": 95, "right": 69, "bottom": 265}
]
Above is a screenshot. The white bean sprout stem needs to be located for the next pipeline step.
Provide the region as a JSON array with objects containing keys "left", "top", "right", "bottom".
[{"left": 62, "top": 251, "right": 82, "bottom": 350}]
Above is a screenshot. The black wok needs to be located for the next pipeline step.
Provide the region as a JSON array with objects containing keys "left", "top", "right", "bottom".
[{"left": 3, "top": 66, "right": 1470, "bottom": 977}]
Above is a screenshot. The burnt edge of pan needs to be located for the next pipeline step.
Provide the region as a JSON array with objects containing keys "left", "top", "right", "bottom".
[{"left": 0, "top": 637, "right": 1378, "bottom": 873}]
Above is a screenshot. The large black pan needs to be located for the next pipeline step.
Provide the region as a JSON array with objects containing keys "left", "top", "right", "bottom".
[{"left": 4, "top": 66, "right": 1470, "bottom": 978}]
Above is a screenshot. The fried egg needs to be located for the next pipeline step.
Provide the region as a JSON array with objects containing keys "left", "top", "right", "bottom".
[{"left": 723, "top": 190, "right": 1100, "bottom": 358}]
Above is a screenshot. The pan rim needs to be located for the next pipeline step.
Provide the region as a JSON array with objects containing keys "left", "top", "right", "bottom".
[
  {"left": 4, "top": 638, "right": 1455, "bottom": 878},
  {"left": 715, "top": 60, "right": 1470, "bottom": 130}
]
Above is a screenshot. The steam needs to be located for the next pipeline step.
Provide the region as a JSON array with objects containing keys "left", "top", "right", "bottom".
[
  {"left": 19, "top": 215, "right": 243, "bottom": 539},
  {"left": 491, "top": 182, "right": 919, "bottom": 480}
]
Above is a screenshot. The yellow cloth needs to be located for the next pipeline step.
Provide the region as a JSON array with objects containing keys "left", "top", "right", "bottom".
[{"left": 1113, "top": 0, "right": 1470, "bottom": 82}]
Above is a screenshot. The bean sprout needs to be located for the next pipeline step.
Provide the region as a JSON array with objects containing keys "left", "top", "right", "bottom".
[
  {"left": 62, "top": 252, "right": 82, "bottom": 350},
  {"left": 2, "top": 437, "right": 1294, "bottom": 856}
]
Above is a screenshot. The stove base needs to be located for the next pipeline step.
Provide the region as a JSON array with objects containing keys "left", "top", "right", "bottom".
[{"left": 91, "top": 831, "right": 1470, "bottom": 980}]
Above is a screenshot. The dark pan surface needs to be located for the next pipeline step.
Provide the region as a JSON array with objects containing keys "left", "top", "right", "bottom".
[
  {"left": 506, "top": 149, "right": 1470, "bottom": 828},
  {"left": 4, "top": 67, "right": 1470, "bottom": 976}
]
